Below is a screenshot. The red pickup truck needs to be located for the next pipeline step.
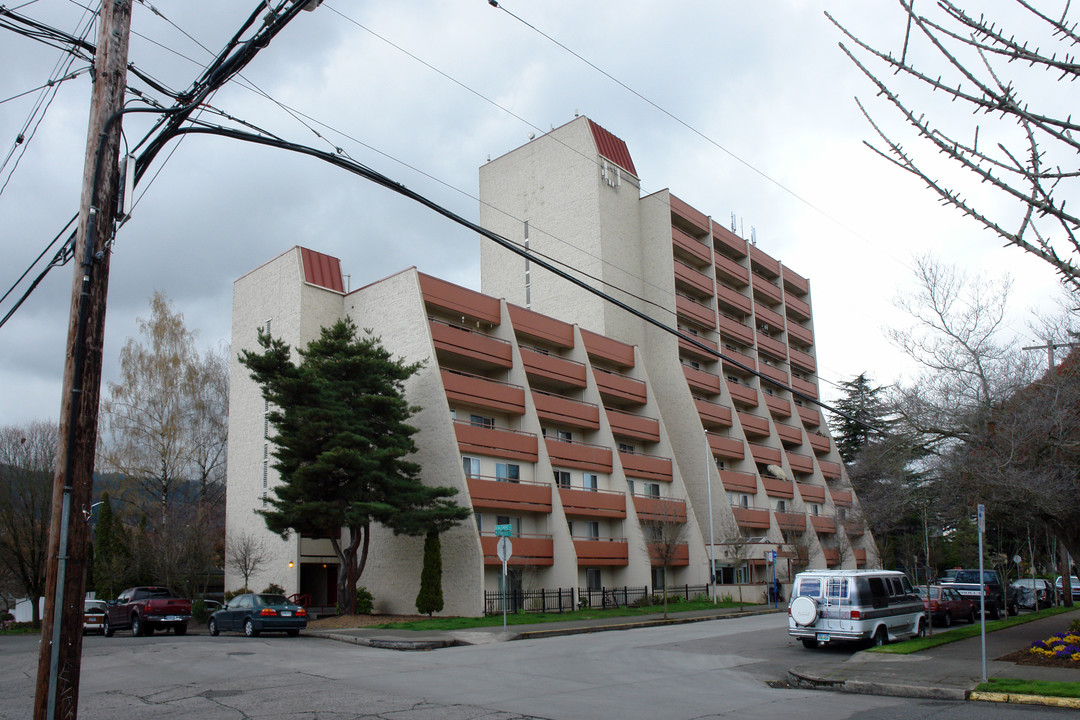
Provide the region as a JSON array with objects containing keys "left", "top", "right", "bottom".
[{"left": 104, "top": 586, "right": 192, "bottom": 637}]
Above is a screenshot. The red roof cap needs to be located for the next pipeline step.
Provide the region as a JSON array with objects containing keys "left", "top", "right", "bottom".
[
  {"left": 300, "top": 247, "right": 344, "bottom": 293},
  {"left": 588, "top": 119, "right": 637, "bottom": 177}
]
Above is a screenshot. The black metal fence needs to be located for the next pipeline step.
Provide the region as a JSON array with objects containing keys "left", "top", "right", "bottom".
[
  {"left": 660, "top": 583, "right": 711, "bottom": 602},
  {"left": 577, "top": 585, "right": 649, "bottom": 609},
  {"left": 483, "top": 588, "right": 575, "bottom": 616}
]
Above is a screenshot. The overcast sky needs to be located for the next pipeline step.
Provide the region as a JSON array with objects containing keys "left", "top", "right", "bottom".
[{"left": 0, "top": 0, "right": 1067, "bottom": 429}]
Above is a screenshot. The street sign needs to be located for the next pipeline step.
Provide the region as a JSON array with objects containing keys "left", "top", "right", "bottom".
[
  {"left": 769, "top": 550, "right": 777, "bottom": 562},
  {"left": 497, "top": 536, "right": 513, "bottom": 563},
  {"left": 977, "top": 504, "right": 985, "bottom": 533},
  {"left": 494, "top": 524, "right": 513, "bottom": 538}
]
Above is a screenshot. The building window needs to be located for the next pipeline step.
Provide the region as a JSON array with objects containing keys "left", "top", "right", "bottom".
[
  {"left": 586, "top": 568, "right": 602, "bottom": 591},
  {"left": 583, "top": 473, "right": 599, "bottom": 491},
  {"left": 474, "top": 512, "right": 482, "bottom": 532},
  {"left": 495, "top": 463, "right": 520, "bottom": 482},
  {"left": 462, "top": 456, "right": 481, "bottom": 478},
  {"left": 809, "top": 503, "right": 821, "bottom": 516},
  {"left": 618, "top": 442, "right": 635, "bottom": 454},
  {"left": 553, "top": 470, "right": 571, "bottom": 488},
  {"left": 775, "top": 499, "right": 787, "bottom": 512},
  {"left": 728, "top": 493, "right": 750, "bottom": 508},
  {"left": 585, "top": 521, "right": 600, "bottom": 539},
  {"left": 652, "top": 567, "right": 666, "bottom": 591},
  {"left": 643, "top": 482, "right": 661, "bottom": 498},
  {"left": 557, "top": 429, "right": 572, "bottom": 442},
  {"left": 627, "top": 479, "right": 636, "bottom": 495},
  {"left": 470, "top": 414, "right": 495, "bottom": 428}
]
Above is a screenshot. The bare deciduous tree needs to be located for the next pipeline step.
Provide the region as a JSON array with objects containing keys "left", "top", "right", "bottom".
[
  {"left": 640, "top": 497, "right": 689, "bottom": 618},
  {"left": 226, "top": 531, "right": 273, "bottom": 591},
  {"left": 829, "top": 1, "right": 1080, "bottom": 292}
]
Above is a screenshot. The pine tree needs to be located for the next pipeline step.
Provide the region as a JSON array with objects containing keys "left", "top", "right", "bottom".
[
  {"left": 93, "top": 493, "right": 130, "bottom": 600},
  {"left": 828, "top": 373, "right": 891, "bottom": 463},
  {"left": 415, "top": 530, "right": 444, "bottom": 617},
  {"left": 239, "top": 318, "right": 470, "bottom": 614}
]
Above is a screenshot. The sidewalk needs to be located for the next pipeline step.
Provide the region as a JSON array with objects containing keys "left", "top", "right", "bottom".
[
  {"left": 306, "top": 604, "right": 1080, "bottom": 706},
  {"left": 789, "top": 607, "right": 1080, "bottom": 706}
]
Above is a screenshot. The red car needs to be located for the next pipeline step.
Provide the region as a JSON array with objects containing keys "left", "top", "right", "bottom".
[{"left": 915, "top": 585, "right": 976, "bottom": 626}]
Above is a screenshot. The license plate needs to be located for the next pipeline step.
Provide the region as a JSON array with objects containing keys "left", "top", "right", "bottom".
[
  {"left": 816, "top": 633, "right": 830, "bottom": 643},
  {"left": 281, "top": 611, "right": 291, "bottom": 617},
  {"left": 165, "top": 615, "right": 182, "bottom": 622}
]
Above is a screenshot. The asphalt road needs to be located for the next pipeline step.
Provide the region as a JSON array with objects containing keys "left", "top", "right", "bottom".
[{"left": 1, "top": 614, "right": 1071, "bottom": 719}]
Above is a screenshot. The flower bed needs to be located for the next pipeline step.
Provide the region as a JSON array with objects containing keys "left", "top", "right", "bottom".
[{"left": 1029, "top": 632, "right": 1080, "bottom": 664}]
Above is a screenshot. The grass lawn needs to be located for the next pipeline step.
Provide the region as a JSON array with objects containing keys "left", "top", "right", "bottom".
[
  {"left": 0, "top": 624, "right": 39, "bottom": 635},
  {"left": 868, "top": 605, "right": 1077, "bottom": 654},
  {"left": 976, "top": 677, "right": 1080, "bottom": 699},
  {"left": 369, "top": 598, "right": 750, "bottom": 631}
]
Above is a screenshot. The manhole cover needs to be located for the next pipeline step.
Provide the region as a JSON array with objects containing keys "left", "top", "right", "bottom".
[{"left": 766, "top": 680, "right": 791, "bottom": 689}]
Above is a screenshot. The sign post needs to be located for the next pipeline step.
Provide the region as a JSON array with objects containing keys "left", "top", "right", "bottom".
[
  {"left": 977, "top": 503, "right": 987, "bottom": 683},
  {"left": 495, "top": 527, "right": 513, "bottom": 629},
  {"left": 769, "top": 550, "right": 778, "bottom": 608}
]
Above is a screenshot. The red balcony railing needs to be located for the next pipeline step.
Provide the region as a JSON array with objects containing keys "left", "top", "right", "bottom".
[
  {"left": 580, "top": 328, "right": 635, "bottom": 368},
  {"left": 787, "top": 322, "right": 813, "bottom": 346},
  {"left": 715, "top": 252, "right": 749, "bottom": 286},
  {"left": 765, "top": 395, "right": 791, "bottom": 418},
  {"left": 774, "top": 511, "right": 806, "bottom": 532},
  {"left": 467, "top": 476, "right": 552, "bottom": 513},
  {"left": 754, "top": 303, "right": 785, "bottom": 331},
  {"left": 784, "top": 293, "right": 811, "bottom": 321},
  {"left": 508, "top": 304, "right": 575, "bottom": 348},
  {"left": 797, "top": 404, "right": 821, "bottom": 427},
  {"left": 720, "top": 469, "right": 757, "bottom": 494},
  {"left": 762, "top": 476, "right": 794, "bottom": 499},
  {"left": 791, "top": 375, "right": 818, "bottom": 399},
  {"left": 846, "top": 523, "right": 865, "bottom": 538},
  {"left": 829, "top": 489, "right": 853, "bottom": 507},
  {"left": 674, "top": 260, "right": 715, "bottom": 298},
  {"left": 732, "top": 507, "right": 770, "bottom": 529},
  {"left": 558, "top": 486, "right": 627, "bottom": 519},
  {"left": 419, "top": 273, "right": 501, "bottom": 324},
  {"left": 752, "top": 276, "right": 783, "bottom": 305},
  {"left": 632, "top": 495, "right": 687, "bottom": 523},
  {"left": 619, "top": 450, "right": 674, "bottom": 482},
  {"left": 775, "top": 423, "right": 802, "bottom": 446},
  {"left": 532, "top": 390, "right": 599, "bottom": 430},
  {"left": 810, "top": 515, "right": 837, "bottom": 534},
  {"left": 455, "top": 421, "right": 538, "bottom": 462},
  {"left": 480, "top": 533, "right": 554, "bottom": 566},
  {"left": 711, "top": 224, "right": 747, "bottom": 258},
  {"left": 823, "top": 548, "right": 840, "bottom": 565},
  {"left": 808, "top": 432, "right": 830, "bottom": 454},
  {"left": 726, "top": 379, "right": 759, "bottom": 407},
  {"left": 718, "top": 313, "right": 754, "bottom": 345},
  {"left": 737, "top": 411, "right": 770, "bottom": 438},
  {"left": 758, "top": 362, "right": 790, "bottom": 387},
  {"left": 684, "top": 364, "right": 722, "bottom": 395},
  {"left": 719, "top": 345, "right": 756, "bottom": 371},
  {"left": 594, "top": 367, "right": 648, "bottom": 405},
  {"left": 750, "top": 245, "right": 781, "bottom": 277},
  {"left": 520, "top": 347, "right": 587, "bottom": 388},
  {"left": 430, "top": 318, "right": 512, "bottom": 369},
  {"left": 605, "top": 408, "right": 660, "bottom": 443},
  {"left": 676, "top": 293, "right": 716, "bottom": 329},
  {"left": 545, "top": 437, "right": 613, "bottom": 473},
  {"left": 854, "top": 548, "right": 867, "bottom": 565},
  {"left": 781, "top": 265, "right": 809, "bottom": 295},
  {"left": 441, "top": 369, "right": 524, "bottom": 416},
  {"left": 648, "top": 542, "right": 690, "bottom": 566},
  {"left": 796, "top": 483, "right": 826, "bottom": 503},
  {"left": 671, "top": 195, "right": 709, "bottom": 235},
  {"left": 695, "top": 397, "right": 732, "bottom": 428},
  {"left": 788, "top": 346, "right": 816, "bottom": 374},
  {"left": 573, "top": 537, "right": 629, "bottom": 567},
  {"left": 749, "top": 443, "right": 781, "bottom": 465},
  {"left": 756, "top": 333, "right": 788, "bottom": 361},
  {"left": 819, "top": 460, "right": 842, "bottom": 480},
  {"left": 788, "top": 453, "right": 814, "bottom": 475},
  {"left": 679, "top": 333, "right": 719, "bottom": 362},
  {"left": 716, "top": 282, "right": 752, "bottom": 315},
  {"left": 706, "top": 432, "right": 744, "bottom": 461},
  {"left": 672, "top": 226, "right": 712, "bottom": 266}
]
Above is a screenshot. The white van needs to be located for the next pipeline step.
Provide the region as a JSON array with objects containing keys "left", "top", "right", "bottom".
[{"left": 788, "top": 569, "right": 927, "bottom": 648}]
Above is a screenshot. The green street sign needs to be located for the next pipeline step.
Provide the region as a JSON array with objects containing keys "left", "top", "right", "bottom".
[{"left": 494, "top": 524, "right": 512, "bottom": 537}]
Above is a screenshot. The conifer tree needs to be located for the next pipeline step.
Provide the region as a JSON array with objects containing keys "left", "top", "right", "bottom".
[
  {"left": 828, "top": 373, "right": 890, "bottom": 463},
  {"left": 415, "top": 530, "right": 444, "bottom": 617}
]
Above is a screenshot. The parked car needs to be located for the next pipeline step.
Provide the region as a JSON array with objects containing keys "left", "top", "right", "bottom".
[
  {"left": 1055, "top": 575, "right": 1080, "bottom": 601},
  {"left": 938, "top": 569, "right": 1018, "bottom": 619},
  {"left": 914, "top": 585, "right": 976, "bottom": 626},
  {"left": 788, "top": 569, "right": 927, "bottom": 648},
  {"left": 105, "top": 586, "right": 192, "bottom": 637},
  {"left": 207, "top": 593, "right": 307, "bottom": 637},
  {"left": 1010, "top": 578, "right": 1056, "bottom": 610},
  {"left": 83, "top": 600, "right": 107, "bottom": 635}
]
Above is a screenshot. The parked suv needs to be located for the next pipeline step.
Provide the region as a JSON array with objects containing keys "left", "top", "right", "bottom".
[
  {"left": 788, "top": 569, "right": 927, "bottom": 648},
  {"left": 939, "top": 569, "right": 1017, "bottom": 619}
]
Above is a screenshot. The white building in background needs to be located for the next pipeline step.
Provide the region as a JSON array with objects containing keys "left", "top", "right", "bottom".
[{"left": 226, "top": 117, "right": 877, "bottom": 616}]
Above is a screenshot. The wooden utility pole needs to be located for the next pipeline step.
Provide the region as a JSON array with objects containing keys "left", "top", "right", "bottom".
[{"left": 34, "top": 2, "right": 132, "bottom": 719}]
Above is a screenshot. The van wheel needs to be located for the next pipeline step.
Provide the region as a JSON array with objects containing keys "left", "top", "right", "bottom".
[
  {"left": 916, "top": 618, "right": 927, "bottom": 638},
  {"left": 872, "top": 627, "right": 888, "bottom": 647},
  {"left": 801, "top": 638, "right": 818, "bottom": 649}
]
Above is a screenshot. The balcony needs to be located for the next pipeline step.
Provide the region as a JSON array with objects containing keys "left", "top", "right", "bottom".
[
  {"left": 808, "top": 432, "right": 830, "bottom": 455},
  {"left": 605, "top": 408, "right": 660, "bottom": 443},
  {"left": 580, "top": 328, "right": 635, "bottom": 368},
  {"left": 819, "top": 460, "right": 842, "bottom": 481},
  {"left": 846, "top": 523, "right": 865, "bottom": 538},
  {"left": 757, "top": 362, "right": 789, "bottom": 388},
  {"left": 791, "top": 375, "right": 818, "bottom": 399},
  {"left": 775, "top": 423, "right": 802, "bottom": 446},
  {"left": 787, "top": 322, "right": 813, "bottom": 346},
  {"left": 749, "top": 245, "right": 781, "bottom": 277},
  {"left": 706, "top": 432, "right": 744, "bottom": 461},
  {"left": 720, "top": 469, "right": 757, "bottom": 494},
  {"left": 632, "top": 495, "right": 687, "bottom": 523},
  {"left": 573, "top": 537, "right": 629, "bottom": 567},
  {"left": 754, "top": 303, "right": 785, "bottom": 331},
  {"left": 676, "top": 294, "right": 716, "bottom": 329},
  {"left": 752, "top": 276, "right": 783, "bottom": 305},
  {"left": 695, "top": 397, "right": 733, "bottom": 428},
  {"left": 737, "top": 412, "right": 770, "bottom": 438},
  {"left": 679, "top": 333, "right": 719, "bottom": 362},
  {"left": 749, "top": 443, "right": 781, "bottom": 465},
  {"left": 532, "top": 390, "right": 599, "bottom": 430},
  {"left": 545, "top": 437, "right": 613, "bottom": 473},
  {"left": 683, "top": 364, "right": 722, "bottom": 395},
  {"left": 711, "top": 224, "right": 747, "bottom": 258},
  {"left": 717, "top": 313, "right": 754, "bottom": 345},
  {"left": 762, "top": 477, "right": 794, "bottom": 499},
  {"left": 648, "top": 542, "right": 690, "bottom": 567},
  {"left": 674, "top": 260, "right": 715, "bottom": 298},
  {"left": 823, "top": 548, "right": 840, "bottom": 565},
  {"left": 480, "top": 533, "right": 554, "bottom": 566},
  {"left": 619, "top": 450, "right": 674, "bottom": 483},
  {"left": 467, "top": 477, "right": 552, "bottom": 513},
  {"left": 719, "top": 345, "right": 755, "bottom": 371},
  {"left": 594, "top": 368, "right": 648, "bottom": 406},
  {"left": 782, "top": 266, "right": 810, "bottom": 295},
  {"left": 430, "top": 318, "right": 512, "bottom": 370},
  {"left": 558, "top": 486, "right": 627, "bottom": 519},
  {"left": 797, "top": 483, "right": 826, "bottom": 503},
  {"left": 775, "top": 511, "right": 806, "bottom": 532},
  {"left": 787, "top": 453, "right": 815, "bottom": 475},
  {"left": 810, "top": 515, "right": 837, "bottom": 534},
  {"left": 726, "top": 379, "right": 759, "bottom": 407},
  {"left": 732, "top": 507, "right": 770, "bottom": 529},
  {"left": 716, "top": 282, "right": 752, "bottom": 315},
  {"left": 671, "top": 194, "right": 709, "bottom": 235},
  {"left": 797, "top": 404, "right": 821, "bottom": 427},
  {"left": 442, "top": 369, "right": 525, "bottom": 416},
  {"left": 765, "top": 395, "right": 791, "bottom": 418},
  {"left": 419, "top": 273, "right": 501, "bottom": 324},
  {"left": 785, "top": 293, "right": 811, "bottom": 322},
  {"left": 854, "top": 548, "right": 868, "bottom": 565},
  {"left": 508, "top": 304, "right": 574, "bottom": 348},
  {"left": 672, "top": 225, "right": 712, "bottom": 266},
  {"left": 756, "top": 333, "right": 788, "bottom": 362},
  {"left": 829, "top": 489, "right": 853, "bottom": 507},
  {"left": 520, "top": 347, "right": 587, "bottom": 389},
  {"left": 455, "top": 421, "right": 538, "bottom": 462},
  {"left": 715, "top": 252, "right": 749, "bottom": 286},
  {"left": 788, "top": 346, "right": 816, "bottom": 374}
]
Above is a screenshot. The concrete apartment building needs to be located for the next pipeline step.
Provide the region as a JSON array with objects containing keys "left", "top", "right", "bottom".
[{"left": 226, "top": 117, "right": 877, "bottom": 616}]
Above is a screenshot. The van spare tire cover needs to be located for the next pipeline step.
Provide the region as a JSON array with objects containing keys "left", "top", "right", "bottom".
[{"left": 790, "top": 596, "right": 818, "bottom": 626}]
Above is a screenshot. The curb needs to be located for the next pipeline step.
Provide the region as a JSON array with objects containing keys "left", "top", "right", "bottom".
[
  {"left": 787, "top": 668, "right": 968, "bottom": 701},
  {"left": 515, "top": 608, "right": 785, "bottom": 641},
  {"left": 304, "top": 630, "right": 457, "bottom": 650},
  {"left": 969, "top": 691, "right": 1080, "bottom": 709}
]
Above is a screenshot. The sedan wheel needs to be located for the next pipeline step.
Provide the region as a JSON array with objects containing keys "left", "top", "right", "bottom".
[
  {"left": 208, "top": 618, "right": 219, "bottom": 637},
  {"left": 244, "top": 618, "right": 259, "bottom": 638},
  {"left": 103, "top": 618, "right": 114, "bottom": 638},
  {"left": 943, "top": 612, "right": 952, "bottom": 628}
]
